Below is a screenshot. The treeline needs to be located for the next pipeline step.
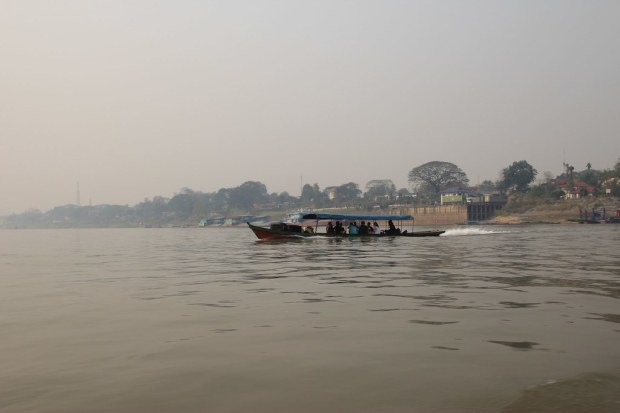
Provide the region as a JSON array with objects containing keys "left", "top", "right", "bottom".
[
  {"left": 1, "top": 180, "right": 411, "bottom": 228},
  {"left": 3, "top": 158, "right": 619, "bottom": 228}
]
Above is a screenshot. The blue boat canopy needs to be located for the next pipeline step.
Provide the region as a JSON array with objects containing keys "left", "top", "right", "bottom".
[{"left": 302, "top": 213, "right": 413, "bottom": 221}]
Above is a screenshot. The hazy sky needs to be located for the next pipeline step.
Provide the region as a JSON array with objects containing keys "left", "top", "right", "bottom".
[{"left": 2, "top": 0, "right": 619, "bottom": 215}]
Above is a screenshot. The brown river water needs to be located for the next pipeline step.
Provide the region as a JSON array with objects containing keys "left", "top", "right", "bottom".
[{"left": 1, "top": 225, "right": 619, "bottom": 412}]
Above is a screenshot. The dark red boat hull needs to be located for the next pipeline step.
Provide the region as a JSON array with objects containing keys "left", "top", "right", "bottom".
[{"left": 247, "top": 223, "right": 444, "bottom": 240}]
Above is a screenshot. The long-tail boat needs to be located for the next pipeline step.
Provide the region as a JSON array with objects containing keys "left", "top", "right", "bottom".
[{"left": 247, "top": 213, "right": 445, "bottom": 240}]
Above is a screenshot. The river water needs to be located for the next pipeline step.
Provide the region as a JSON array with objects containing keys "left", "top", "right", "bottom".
[{"left": 1, "top": 225, "right": 619, "bottom": 413}]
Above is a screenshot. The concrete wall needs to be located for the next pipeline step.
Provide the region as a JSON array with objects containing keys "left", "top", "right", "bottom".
[{"left": 389, "top": 205, "right": 468, "bottom": 225}]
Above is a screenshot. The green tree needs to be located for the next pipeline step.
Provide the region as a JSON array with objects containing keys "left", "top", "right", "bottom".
[
  {"left": 192, "top": 192, "right": 213, "bottom": 217},
  {"left": 578, "top": 168, "right": 602, "bottom": 187},
  {"left": 275, "top": 191, "right": 298, "bottom": 208},
  {"left": 211, "top": 188, "right": 230, "bottom": 212},
  {"left": 395, "top": 188, "right": 416, "bottom": 204},
  {"left": 528, "top": 183, "right": 566, "bottom": 200},
  {"left": 477, "top": 180, "right": 496, "bottom": 193},
  {"left": 498, "top": 160, "right": 537, "bottom": 193},
  {"left": 300, "top": 184, "right": 315, "bottom": 204},
  {"left": 408, "top": 161, "right": 469, "bottom": 201},
  {"left": 397, "top": 188, "right": 411, "bottom": 197},
  {"left": 135, "top": 197, "right": 165, "bottom": 223},
  {"left": 229, "top": 181, "right": 268, "bottom": 210},
  {"left": 169, "top": 192, "right": 195, "bottom": 219},
  {"left": 334, "top": 182, "right": 362, "bottom": 204},
  {"left": 364, "top": 179, "right": 396, "bottom": 200},
  {"left": 300, "top": 183, "right": 325, "bottom": 206},
  {"left": 300, "top": 183, "right": 328, "bottom": 207}
]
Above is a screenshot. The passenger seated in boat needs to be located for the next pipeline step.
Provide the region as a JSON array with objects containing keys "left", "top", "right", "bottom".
[
  {"left": 359, "top": 221, "right": 369, "bottom": 235},
  {"left": 373, "top": 221, "right": 381, "bottom": 234},
  {"left": 386, "top": 220, "right": 401, "bottom": 234},
  {"left": 326, "top": 222, "right": 335, "bottom": 234},
  {"left": 348, "top": 221, "right": 358, "bottom": 235},
  {"left": 388, "top": 220, "right": 396, "bottom": 232},
  {"left": 334, "top": 221, "right": 345, "bottom": 234},
  {"left": 367, "top": 223, "right": 374, "bottom": 234},
  {"left": 304, "top": 226, "right": 314, "bottom": 234}
]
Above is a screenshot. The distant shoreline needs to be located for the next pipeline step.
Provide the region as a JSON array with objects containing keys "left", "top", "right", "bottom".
[{"left": 486, "top": 196, "right": 619, "bottom": 225}]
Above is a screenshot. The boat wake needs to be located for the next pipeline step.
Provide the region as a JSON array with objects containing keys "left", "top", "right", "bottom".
[{"left": 441, "top": 228, "right": 510, "bottom": 236}]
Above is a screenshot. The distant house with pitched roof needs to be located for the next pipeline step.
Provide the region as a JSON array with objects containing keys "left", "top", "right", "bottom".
[{"left": 549, "top": 178, "right": 594, "bottom": 199}]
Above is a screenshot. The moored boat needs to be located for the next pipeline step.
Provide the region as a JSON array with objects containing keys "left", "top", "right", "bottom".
[{"left": 247, "top": 213, "right": 445, "bottom": 240}]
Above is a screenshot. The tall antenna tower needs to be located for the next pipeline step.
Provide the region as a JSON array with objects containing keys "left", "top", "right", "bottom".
[{"left": 76, "top": 182, "right": 81, "bottom": 206}]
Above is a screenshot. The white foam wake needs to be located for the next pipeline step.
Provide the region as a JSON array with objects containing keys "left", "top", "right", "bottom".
[{"left": 441, "top": 227, "right": 510, "bottom": 236}]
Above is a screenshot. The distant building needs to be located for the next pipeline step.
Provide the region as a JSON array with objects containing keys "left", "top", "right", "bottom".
[
  {"left": 549, "top": 178, "right": 594, "bottom": 199},
  {"left": 440, "top": 187, "right": 467, "bottom": 205},
  {"left": 441, "top": 187, "right": 506, "bottom": 206},
  {"left": 602, "top": 177, "right": 620, "bottom": 196},
  {"left": 483, "top": 194, "right": 507, "bottom": 204},
  {"left": 324, "top": 186, "right": 338, "bottom": 201}
]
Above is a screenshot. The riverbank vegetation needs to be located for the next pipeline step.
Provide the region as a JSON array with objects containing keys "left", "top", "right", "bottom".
[{"left": 2, "top": 158, "right": 619, "bottom": 228}]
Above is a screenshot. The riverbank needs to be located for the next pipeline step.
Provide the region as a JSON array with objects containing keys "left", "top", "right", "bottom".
[{"left": 486, "top": 196, "right": 620, "bottom": 225}]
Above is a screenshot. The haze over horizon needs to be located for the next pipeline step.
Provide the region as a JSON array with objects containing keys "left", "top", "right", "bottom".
[{"left": 2, "top": 1, "right": 619, "bottom": 215}]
